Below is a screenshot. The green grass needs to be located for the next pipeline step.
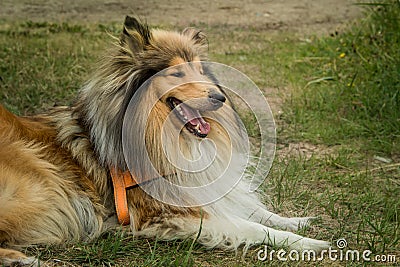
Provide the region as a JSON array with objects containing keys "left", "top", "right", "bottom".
[
  {"left": 26, "top": 232, "right": 217, "bottom": 266},
  {"left": 0, "top": 2, "right": 399, "bottom": 266},
  {"left": 0, "top": 21, "right": 108, "bottom": 115},
  {"left": 282, "top": 1, "right": 400, "bottom": 155}
]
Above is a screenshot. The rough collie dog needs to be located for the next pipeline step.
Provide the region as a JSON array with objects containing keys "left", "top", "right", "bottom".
[{"left": 0, "top": 16, "right": 330, "bottom": 265}]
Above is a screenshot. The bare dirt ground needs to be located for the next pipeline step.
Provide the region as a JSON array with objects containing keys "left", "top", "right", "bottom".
[{"left": 2, "top": 0, "right": 361, "bottom": 34}]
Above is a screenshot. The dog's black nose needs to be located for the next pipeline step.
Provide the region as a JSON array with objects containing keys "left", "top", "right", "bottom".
[{"left": 208, "top": 92, "right": 226, "bottom": 104}]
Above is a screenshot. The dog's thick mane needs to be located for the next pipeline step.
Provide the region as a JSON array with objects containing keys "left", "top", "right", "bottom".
[{"left": 69, "top": 17, "right": 253, "bottom": 215}]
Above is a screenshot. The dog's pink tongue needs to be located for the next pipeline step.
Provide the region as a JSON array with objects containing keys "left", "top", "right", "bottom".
[
  {"left": 189, "top": 115, "right": 210, "bottom": 134},
  {"left": 180, "top": 105, "right": 210, "bottom": 135}
]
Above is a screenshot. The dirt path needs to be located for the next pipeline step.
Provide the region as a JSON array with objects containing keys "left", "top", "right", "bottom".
[{"left": 2, "top": 0, "right": 361, "bottom": 34}]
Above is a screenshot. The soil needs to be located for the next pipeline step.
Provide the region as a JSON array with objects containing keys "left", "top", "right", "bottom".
[{"left": 2, "top": 0, "right": 361, "bottom": 34}]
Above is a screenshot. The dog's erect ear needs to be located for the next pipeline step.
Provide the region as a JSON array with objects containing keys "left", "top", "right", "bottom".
[
  {"left": 182, "top": 27, "right": 207, "bottom": 46},
  {"left": 121, "top": 16, "right": 151, "bottom": 53}
]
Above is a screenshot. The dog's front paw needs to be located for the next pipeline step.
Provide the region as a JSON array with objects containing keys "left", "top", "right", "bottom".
[
  {"left": 290, "top": 237, "right": 331, "bottom": 253},
  {"left": 284, "top": 216, "right": 316, "bottom": 231}
]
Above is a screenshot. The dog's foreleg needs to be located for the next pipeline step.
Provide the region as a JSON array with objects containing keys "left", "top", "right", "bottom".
[
  {"left": 248, "top": 207, "right": 316, "bottom": 231},
  {"left": 199, "top": 216, "right": 329, "bottom": 252},
  {"left": 137, "top": 216, "right": 329, "bottom": 252}
]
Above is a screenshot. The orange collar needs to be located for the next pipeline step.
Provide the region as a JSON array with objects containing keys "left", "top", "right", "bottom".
[
  {"left": 109, "top": 168, "right": 138, "bottom": 225},
  {"left": 110, "top": 167, "right": 167, "bottom": 225},
  {"left": 110, "top": 167, "right": 160, "bottom": 226}
]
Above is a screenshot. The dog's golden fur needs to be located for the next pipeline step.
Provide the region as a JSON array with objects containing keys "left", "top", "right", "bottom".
[{"left": 0, "top": 16, "right": 329, "bottom": 265}]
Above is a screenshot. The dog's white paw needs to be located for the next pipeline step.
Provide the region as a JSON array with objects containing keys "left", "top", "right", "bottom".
[
  {"left": 283, "top": 216, "right": 316, "bottom": 231},
  {"left": 289, "top": 237, "right": 331, "bottom": 252}
]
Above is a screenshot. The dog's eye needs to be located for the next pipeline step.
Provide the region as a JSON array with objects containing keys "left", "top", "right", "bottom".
[{"left": 170, "top": 71, "right": 185, "bottom": 78}]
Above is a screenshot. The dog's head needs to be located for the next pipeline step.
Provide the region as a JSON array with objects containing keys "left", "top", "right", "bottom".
[
  {"left": 154, "top": 60, "right": 227, "bottom": 138},
  {"left": 80, "top": 16, "right": 241, "bottom": 170},
  {"left": 120, "top": 16, "right": 229, "bottom": 139}
]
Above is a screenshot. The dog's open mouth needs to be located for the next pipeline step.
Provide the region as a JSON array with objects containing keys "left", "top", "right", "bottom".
[{"left": 167, "top": 97, "right": 210, "bottom": 138}]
